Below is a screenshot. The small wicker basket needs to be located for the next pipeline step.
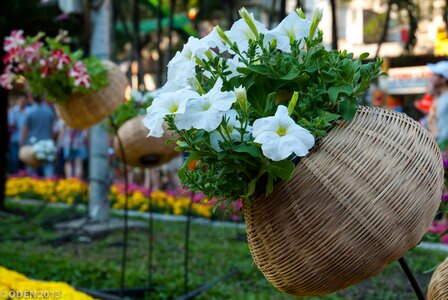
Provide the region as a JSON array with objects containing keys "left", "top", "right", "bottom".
[
  {"left": 245, "top": 107, "right": 444, "bottom": 297},
  {"left": 19, "top": 145, "right": 42, "bottom": 168},
  {"left": 428, "top": 257, "right": 448, "bottom": 300},
  {"left": 55, "top": 61, "right": 128, "bottom": 129},
  {"left": 113, "top": 116, "right": 180, "bottom": 168}
]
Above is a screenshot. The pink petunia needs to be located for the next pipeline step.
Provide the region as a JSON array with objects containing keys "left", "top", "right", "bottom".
[
  {"left": 3, "top": 30, "right": 25, "bottom": 52},
  {"left": 39, "top": 59, "right": 52, "bottom": 78},
  {"left": 3, "top": 47, "right": 24, "bottom": 65},
  {"left": 24, "top": 42, "right": 42, "bottom": 64},
  {"left": 49, "top": 49, "right": 71, "bottom": 69},
  {"left": 73, "top": 72, "right": 91, "bottom": 88},
  {"left": 0, "top": 67, "right": 15, "bottom": 89}
]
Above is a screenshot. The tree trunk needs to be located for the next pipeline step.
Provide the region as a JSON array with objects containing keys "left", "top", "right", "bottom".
[
  {"left": 375, "top": 0, "right": 392, "bottom": 58},
  {"left": 88, "top": 0, "right": 112, "bottom": 222},
  {"left": 0, "top": 46, "right": 6, "bottom": 211},
  {"left": 133, "top": 0, "right": 144, "bottom": 88},
  {"left": 280, "top": 0, "right": 286, "bottom": 21},
  {"left": 168, "top": 0, "right": 176, "bottom": 57},
  {"left": 330, "top": 0, "right": 338, "bottom": 50},
  {"left": 228, "top": 0, "right": 235, "bottom": 28},
  {"left": 156, "top": 0, "right": 163, "bottom": 87},
  {"left": 268, "top": 0, "right": 278, "bottom": 28}
]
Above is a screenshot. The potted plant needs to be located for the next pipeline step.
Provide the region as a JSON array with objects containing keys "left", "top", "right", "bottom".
[
  {"left": 0, "top": 30, "right": 128, "bottom": 129},
  {"left": 19, "top": 139, "right": 57, "bottom": 168},
  {"left": 142, "top": 7, "right": 443, "bottom": 297},
  {"left": 109, "top": 90, "right": 180, "bottom": 168},
  {"left": 428, "top": 257, "right": 448, "bottom": 300}
]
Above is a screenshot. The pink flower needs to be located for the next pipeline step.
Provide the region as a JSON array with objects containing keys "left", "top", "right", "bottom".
[
  {"left": 70, "top": 61, "right": 91, "bottom": 88},
  {"left": 3, "top": 30, "right": 25, "bottom": 52},
  {"left": 0, "top": 67, "right": 15, "bottom": 89},
  {"left": 70, "top": 61, "right": 87, "bottom": 75},
  {"left": 24, "top": 42, "right": 42, "bottom": 63},
  {"left": 73, "top": 72, "right": 91, "bottom": 88},
  {"left": 49, "top": 49, "right": 71, "bottom": 69},
  {"left": 39, "top": 59, "right": 52, "bottom": 78},
  {"left": 3, "top": 47, "right": 24, "bottom": 65},
  {"left": 441, "top": 234, "right": 448, "bottom": 244}
]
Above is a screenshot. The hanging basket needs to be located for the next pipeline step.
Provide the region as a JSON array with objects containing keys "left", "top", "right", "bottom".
[
  {"left": 113, "top": 116, "right": 180, "bottom": 168},
  {"left": 428, "top": 257, "right": 448, "bottom": 300},
  {"left": 19, "top": 146, "right": 42, "bottom": 168},
  {"left": 244, "top": 107, "right": 444, "bottom": 297},
  {"left": 55, "top": 61, "right": 128, "bottom": 129}
]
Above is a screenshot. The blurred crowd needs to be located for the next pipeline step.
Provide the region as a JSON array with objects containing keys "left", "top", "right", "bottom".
[{"left": 6, "top": 92, "right": 181, "bottom": 191}]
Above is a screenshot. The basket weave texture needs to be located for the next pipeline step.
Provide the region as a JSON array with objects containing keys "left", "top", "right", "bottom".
[
  {"left": 428, "top": 257, "right": 448, "bottom": 300},
  {"left": 245, "top": 107, "right": 444, "bottom": 297},
  {"left": 113, "top": 116, "right": 179, "bottom": 168},
  {"left": 19, "top": 146, "right": 42, "bottom": 168},
  {"left": 55, "top": 61, "right": 127, "bottom": 129}
]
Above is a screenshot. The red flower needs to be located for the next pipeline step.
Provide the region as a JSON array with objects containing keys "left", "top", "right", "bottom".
[
  {"left": 3, "top": 30, "right": 25, "bottom": 52},
  {"left": 3, "top": 47, "right": 24, "bottom": 65},
  {"left": 73, "top": 73, "right": 91, "bottom": 88},
  {"left": 49, "top": 49, "right": 71, "bottom": 69},
  {"left": 24, "top": 42, "right": 42, "bottom": 64},
  {"left": 39, "top": 59, "right": 52, "bottom": 78},
  {"left": 0, "top": 66, "right": 15, "bottom": 89},
  {"left": 70, "top": 61, "right": 91, "bottom": 88},
  {"left": 72, "top": 61, "right": 87, "bottom": 73}
]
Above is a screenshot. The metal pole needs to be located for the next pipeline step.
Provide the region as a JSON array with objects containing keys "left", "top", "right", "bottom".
[
  {"left": 148, "top": 184, "right": 154, "bottom": 287},
  {"left": 156, "top": 0, "right": 163, "bottom": 87},
  {"left": 88, "top": 0, "right": 112, "bottom": 223},
  {"left": 398, "top": 257, "right": 425, "bottom": 300},
  {"left": 184, "top": 193, "right": 194, "bottom": 293},
  {"left": 109, "top": 117, "right": 129, "bottom": 298}
]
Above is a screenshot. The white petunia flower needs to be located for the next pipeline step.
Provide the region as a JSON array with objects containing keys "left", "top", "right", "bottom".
[
  {"left": 201, "top": 27, "right": 229, "bottom": 53},
  {"left": 165, "top": 36, "right": 210, "bottom": 91},
  {"left": 175, "top": 78, "right": 236, "bottom": 132},
  {"left": 210, "top": 109, "right": 252, "bottom": 152},
  {"left": 266, "top": 11, "right": 312, "bottom": 52},
  {"left": 252, "top": 105, "right": 315, "bottom": 161},
  {"left": 225, "top": 14, "right": 267, "bottom": 53},
  {"left": 143, "top": 88, "right": 200, "bottom": 137},
  {"left": 226, "top": 55, "right": 247, "bottom": 79}
]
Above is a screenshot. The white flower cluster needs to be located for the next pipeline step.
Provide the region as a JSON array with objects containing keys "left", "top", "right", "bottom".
[
  {"left": 130, "top": 89, "right": 152, "bottom": 103},
  {"left": 143, "top": 8, "right": 320, "bottom": 161},
  {"left": 31, "top": 139, "right": 56, "bottom": 162}
]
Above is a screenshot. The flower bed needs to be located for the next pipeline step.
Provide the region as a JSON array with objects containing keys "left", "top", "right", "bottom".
[
  {"left": 5, "top": 177, "right": 242, "bottom": 220},
  {"left": 0, "top": 266, "right": 93, "bottom": 300}
]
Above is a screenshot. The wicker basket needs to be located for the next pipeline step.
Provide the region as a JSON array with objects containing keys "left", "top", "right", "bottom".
[
  {"left": 245, "top": 107, "right": 444, "bottom": 297},
  {"left": 19, "top": 146, "right": 42, "bottom": 168},
  {"left": 55, "top": 61, "right": 128, "bottom": 129},
  {"left": 428, "top": 257, "right": 448, "bottom": 300},
  {"left": 113, "top": 116, "right": 180, "bottom": 168}
]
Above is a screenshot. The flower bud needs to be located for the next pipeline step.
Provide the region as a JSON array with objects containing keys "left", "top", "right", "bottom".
[
  {"left": 309, "top": 8, "right": 323, "bottom": 40},
  {"left": 295, "top": 8, "right": 306, "bottom": 19},
  {"left": 216, "top": 26, "right": 232, "bottom": 46},
  {"left": 239, "top": 7, "right": 259, "bottom": 37},
  {"left": 287, "top": 91, "right": 299, "bottom": 115},
  {"left": 235, "top": 85, "right": 248, "bottom": 114}
]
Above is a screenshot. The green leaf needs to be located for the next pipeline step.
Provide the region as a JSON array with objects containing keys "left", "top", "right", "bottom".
[
  {"left": 234, "top": 144, "right": 262, "bottom": 158},
  {"left": 246, "top": 65, "right": 270, "bottom": 75},
  {"left": 328, "top": 85, "right": 353, "bottom": 104},
  {"left": 266, "top": 160, "right": 295, "bottom": 180},
  {"left": 359, "top": 52, "right": 369, "bottom": 60},
  {"left": 338, "top": 99, "right": 359, "bottom": 120},
  {"left": 266, "top": 176, "right": 274, "bottom": 194},
  {"left": 279, "top": 67, "right": 300, "bottom": 80}
]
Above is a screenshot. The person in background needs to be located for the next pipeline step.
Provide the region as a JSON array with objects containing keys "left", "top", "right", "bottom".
[
  {"left": 59, "top": 124, "right": 88, "bottom": 178},
  {"left": 8, "top": 92, "right": 29, "bottom": 174},
  {"left": 21, "top": 95, "right": 55, "bottom": 177},
  {"left": 427, "top": 61, "right": 448, "bottom": 233},
  {"left": 428, "top": 61, "right": 448, "bottom": 143}
]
